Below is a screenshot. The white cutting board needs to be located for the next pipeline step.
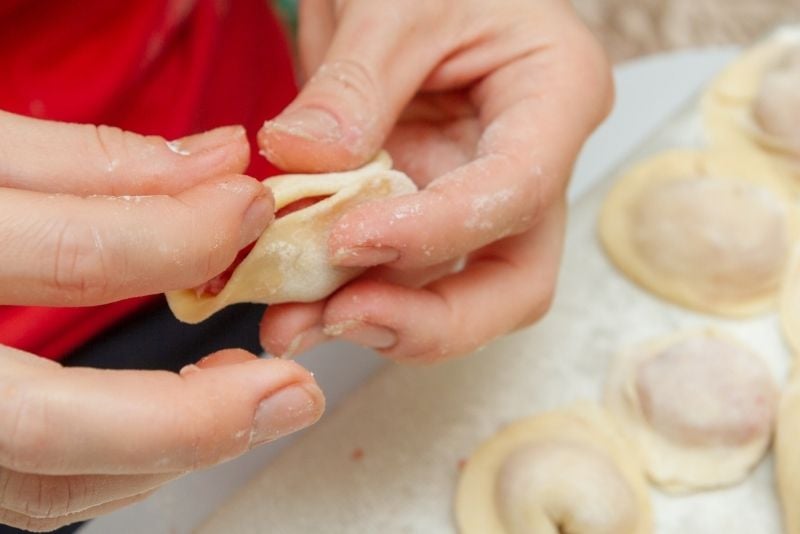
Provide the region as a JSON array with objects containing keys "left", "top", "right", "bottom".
[{"left": 82, "top": 47, "right": 742, "bottom": 534}]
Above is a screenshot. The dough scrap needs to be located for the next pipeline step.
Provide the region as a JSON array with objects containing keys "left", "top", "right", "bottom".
[
  {"left": 598, "top": 149, "right": 796, "bottom": 316},
  {"left": 776, "top": 368, "right": 800, "bottom": 534},
  {"left": 455, "top": 403, "right": 651, "bottom": 534},
  {"left": 605, "top": 328, "right": 778, "bottom": 493},
  {"left": 703, "top": 33, "right": 800, "bottom": 185},
  {"left": 166, "top": 152, "right": 417, "bottom": 324}
]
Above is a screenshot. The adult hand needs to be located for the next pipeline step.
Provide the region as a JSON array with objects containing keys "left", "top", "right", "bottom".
[
  {"left": 259, "top": 0, "right": 613, "bottom": 362},
  {"left": 0, "top": 111, "right": 325, "bottom": 530},
  {"left": 0, "top": 348, "right": 324, "bottom": 531},
  {"left": 0, "top": 111, "right": 271, "bottom": 306}
]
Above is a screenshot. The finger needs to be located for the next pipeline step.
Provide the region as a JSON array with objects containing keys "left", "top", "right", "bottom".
[
  {"left": 297, "top": 0, "right": 336, "bottom": 80},
  {"left": 0, "top": 111, "right": 250, "bottom": 195},
  {"left": 0, "top": 489, "right": 156, "bottom": 532},
  {"left": 259, "top": 0, "right": 452, "bottom": 172},
  {"left": 0, "top": 347, "right": 325, "bottom": 475},
  {"left": 363, "top": 258, "right": 465, "bottom": 288},
  {"left": 260, "top": 302, "right": 329, "bottom": 358},
  {"left": 324, "top": 201, "right": 566, "bottom": 362},
  {"left": 330, "top": 154, "right": 543, "bottom": 269},
  {"left": 0, "top": 175, "right": 273, "bottom": 306},
  {"left": 258, "top": 257, "right": 461, "bottom": 357},
  {"left": 329, "top": 25, "right": 612, "bottom": 270},
  {"left": 0, "top": 468, "right": 174, "bottom": 519}
]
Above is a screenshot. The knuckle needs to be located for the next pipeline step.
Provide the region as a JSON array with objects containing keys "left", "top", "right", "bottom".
[
  {"left": 0, "top": 384, "right": 50, "bottom": 473},
  {"left": 3, "top": 473, "right": 68, "bottom": 519},
  {"left": 381, "top": 1, "right": 443, "bottom": 30},
  {"left": 313, "top": 58, "right": 381, "bottom": 110},
  {"left": 45, "top": 219, "right": 114, "bottom": 304},
  {"left": 86, "top": 126, "right": 171, "bottom": 185},
  {"left": 60, "top": 476, "right": 90, "bottom": 518},
  {"left": 84, "top": 124, "right": 125, "bottom": 176}
]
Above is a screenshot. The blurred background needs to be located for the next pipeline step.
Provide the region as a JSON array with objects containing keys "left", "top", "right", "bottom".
[
  {"left": 273, "top": 0, "right": 800, "bottom": 63},
  {"left": 572, "top": 0, "right": 800, "bottom": 61}
]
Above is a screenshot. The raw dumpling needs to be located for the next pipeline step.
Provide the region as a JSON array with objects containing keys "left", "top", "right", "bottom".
[
  {"left": 167, "top": 152, "right": 417, "bottom": 323},
  {"left": 775, "top": 367, "right": 800, "bottom": 534},
  {"left": 599, "top": 149, "right": 795, "bottom": 316},
  {"left": 752, "top": 46, "right": 800, "bottom": 152},
  {"left": 455, "top": 403, "right": 651, "bottom": 534},
  {"left": 703, "top": 33, "right": 800, "bottom": 181},
  {"left": 605, "top": 328, "right": 778, "bottom": 493}
]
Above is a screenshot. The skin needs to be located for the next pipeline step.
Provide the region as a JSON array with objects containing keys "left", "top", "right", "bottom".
[
  {"left": 259, "top": 0, "right": 613, "bottom": 362},
  {"left": 0, "top": 0, "right": 611, "bottom": 527},
  {"left": 0, "top": 114, "right": 325, "bottom": 530}
]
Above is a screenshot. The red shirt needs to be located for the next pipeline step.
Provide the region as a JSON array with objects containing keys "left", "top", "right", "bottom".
[{"left": 0, "top": 0, "right": 297, "bottom": 359}]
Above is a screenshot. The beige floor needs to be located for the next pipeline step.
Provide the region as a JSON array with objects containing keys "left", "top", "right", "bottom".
[{"left": 573, "top": 0, "right": 800, "bottom": 62}]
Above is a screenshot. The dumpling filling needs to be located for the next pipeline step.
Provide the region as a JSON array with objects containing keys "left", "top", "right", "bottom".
[{"left": 635, "top": 335, "right": 776, "bottom": 447}]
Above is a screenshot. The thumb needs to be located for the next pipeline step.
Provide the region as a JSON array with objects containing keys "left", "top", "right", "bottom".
[
  {"left": 259, "top": 1, "right": 447, "bottom": 172},
  {"left": 0, "top": 346, "right": 325, "bottom": 475}
]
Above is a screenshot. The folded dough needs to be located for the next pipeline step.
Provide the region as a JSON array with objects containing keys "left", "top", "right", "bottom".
[
  {"left": 455, "top": 403, "right": 651, "bottom": 534},
  {"left": 605, "top": 328, "right": 778, "bottom": 493},
  {"left": 776, "top": 367, "right": 800, "bottom": 534},
  {"left": 598, "top": 149, "right": 796, "bottom": 316},
  {"left": 167, "top": 152, "right": 417, "bottom": 324}
]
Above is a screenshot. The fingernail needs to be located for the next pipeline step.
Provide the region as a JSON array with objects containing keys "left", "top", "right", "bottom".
[
  {"left": 250, "top": 384, "right": 324, "bottom": 447},
  {"left": 279, "top": 326, "right": 328, "bottom": 359},
  {"left": 264, "top": 108, "right": 342, "bottom": 142},
  {"left": 333, "top": 246, "right": 400, "bottom": 267},
  {"left": 325, "top": 321, "right": 398, "bottom": 350},
  {"left": 169, "top": 125, "right": 246, "bottom": 156},
  {"left": 196, "top": 350, "right": 257, "bottom": 369},
  {"left": 239, "top": 194, "right": 272, "bottom": 248},
  {"left": 179, "top": 364, "right": 200, "bottom": 376}
]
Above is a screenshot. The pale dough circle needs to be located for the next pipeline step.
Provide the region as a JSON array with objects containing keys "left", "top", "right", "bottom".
[
  {"left": 166, "top": 152, "right": 417, "bottom": 324},
  {"left": 702, "top": 33, "right": 800, "bottom": 186},
  {"left": 598, "top": 149, "right": 796, "bottom": 317},
  {"left": 455, "top": 403, "right": 651, "bottom": 534},
  {"left": 605, "top": 328, "right": 778, "bottom": 493},
  {"left": 775, "top": 367, "right": 800, "bottom": 534}
]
